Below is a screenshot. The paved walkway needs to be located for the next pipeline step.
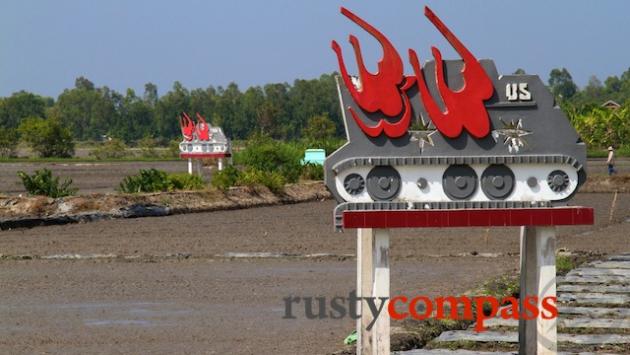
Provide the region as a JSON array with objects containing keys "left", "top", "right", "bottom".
[{"left": 398, "top": 253, "right": 630, "bottom": 354}]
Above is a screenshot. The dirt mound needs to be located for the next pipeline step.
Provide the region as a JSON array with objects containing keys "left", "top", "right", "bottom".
[
  {"left": 0, "top": 182, "right": 331, "bottom": 229},
  {"left": 581, "top": 174, "right": 630, "bottom": 192}
]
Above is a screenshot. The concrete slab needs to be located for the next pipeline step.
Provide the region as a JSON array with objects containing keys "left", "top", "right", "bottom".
[
  {"left": 435, "top": 330, "right": 630, "bottom": 344},
  {"left": 591, "top": 261, "right": 630, "bottom": 269},
  {"left": 558, "top": 292, "right": 630, "bottom": 305},
  {"left": 483, "top": 317, "right": 630, "bottom": 329},
  {"left": 558, "top": 275, "right": 628, "bottom": 284},
  {"left": 557, "top": 284, "right": 630, "bottom": 293},
  {"left": 567, "top": 268, "right": 630, "bottom": 277}
]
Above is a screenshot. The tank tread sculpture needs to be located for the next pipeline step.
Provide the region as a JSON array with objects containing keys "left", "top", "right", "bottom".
[{"left": 325, "top": 6, "right": 587, "bottom": 230}]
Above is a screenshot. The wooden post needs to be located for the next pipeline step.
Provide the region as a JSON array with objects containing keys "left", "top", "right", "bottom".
[
  {"left": 519, "top": 226, "right": 557, "bottom": 355},
  {"left": 356, "top": 228, "right": 390, "bottom": 355}
]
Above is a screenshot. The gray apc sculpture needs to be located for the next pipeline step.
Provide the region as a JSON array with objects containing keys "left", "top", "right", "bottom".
[{"left": 325, "top": 60, "right": 587, "bottom": 230}]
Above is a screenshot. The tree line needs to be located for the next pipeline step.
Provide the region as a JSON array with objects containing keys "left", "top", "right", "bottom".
[
  {"left": 0, "top": 74, "right": 343, "bottom": 144},
  {"left": 1, "top": 67, "right": 630, "bottom": 158}
]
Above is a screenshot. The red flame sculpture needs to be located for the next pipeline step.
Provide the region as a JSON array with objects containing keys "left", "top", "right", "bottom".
[
  {"left": 409, "top": 6, "right": 493, "bottom": 139},
  {"left": 333, "top": 5, "right": 493, "bottom": 139},
  {"left": 179, "top": 112, "right": 213, "bottom": 141},
  {"left": 331, "top": 7, "right": 413, "bottom": 138},
  {"left": 195, "top": 113, "right": 211, "bottom": 141},
  {"left": 180, "top": 112, "right": 195, "bottom": 141}
]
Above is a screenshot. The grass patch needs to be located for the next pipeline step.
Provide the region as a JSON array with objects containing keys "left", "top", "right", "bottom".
[
  {"left": 559, "top": 326, "right": 630, "bottom": 335},
  {"left": 426, "top": 340, "right": 517, "bottom": 352},
  {"left": 557, "top": 254, "right": 577, "bottom": 276},
  {"left": 558, "top": 342, "right": 630, "bottom": 353}
]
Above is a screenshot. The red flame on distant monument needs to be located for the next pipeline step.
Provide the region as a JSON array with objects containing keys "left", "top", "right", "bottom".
[
  {"left": 180, "top": 112, "right": 195, "bottom": 141},
  {"left": 332, "top": 7, "right": 413, "bottom": 138},
  {"left": 179, "top": 112, "right": 213, "bottom": 141},
  {"left": 195, "top": 113, "right": 210, "bottom": 141},
  {"left": 409, "top": 6, "right": 493, "bottom": 139}
]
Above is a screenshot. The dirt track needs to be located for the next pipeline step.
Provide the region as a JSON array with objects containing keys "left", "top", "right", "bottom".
[{"left": 0, "top": 192, "right": 629, "bottom": 354}]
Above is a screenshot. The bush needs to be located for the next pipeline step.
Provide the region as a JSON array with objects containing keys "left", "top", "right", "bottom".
[
  {"left": 119, "top": 169, "right": 170, "bottom": 193},
  {"left": 0, "top": 128, "right": 19, "bottom": 158},
  {"left": 301, "top": 163, "right": 324, "bottom": 181},
  {"left": 17, "top": 169, "right": 77, "bottom": 197},
  {"left": 237, "top": 168, "right": 286, "bottom": 193},
  {"left": 235, "top": 135, "right": 303, "bottom": 183},
  {"left": 164, "top": 139, "right": 181, "bottom": 159},
  {"left": 90, "top": 138, "right": 129, "bottom": 160},
  {"left": 119, "top": 169, "right": 205, "bottom": 193},
  {"left": 169, "top": 173, "right": 204, "bottom": 190},
  {"left": 18, "top": 117, "right": 74, "bottom": 158},
  {"left": 567, "top": 105, "right": 630, "bottom": 148},
  {"left": 211, "top": 165, "right": 241, "bottom": 191},
  {"left": 138, "top": 136, "right": 159, "bottom": 158}
]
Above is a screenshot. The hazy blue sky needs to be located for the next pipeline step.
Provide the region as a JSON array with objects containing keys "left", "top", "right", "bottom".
[{"left": 1, "top": 0, "right": 629, "bottom": 98}]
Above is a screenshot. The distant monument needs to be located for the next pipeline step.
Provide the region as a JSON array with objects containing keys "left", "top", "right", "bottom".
[{"left": 178, "top": 112, "right": 231, "bottom": 174}]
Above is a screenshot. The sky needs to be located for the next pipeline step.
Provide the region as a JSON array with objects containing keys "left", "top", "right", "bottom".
[{"left": 1, "top": 0, "right": 629, "bottom": 98}]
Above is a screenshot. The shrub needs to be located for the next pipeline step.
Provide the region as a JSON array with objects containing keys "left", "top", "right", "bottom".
[
  {"left": 0, "top": 128, "right": 19, "bottom": 158},
  {"left": 17, "top": 117, "right": 74, "bottom": 158},
  {"left": 237, "top": 168, "right": 286, "bottom": 193},
  {"left": 211, "top": 165, "right": 241, "bottom": 191},
  {"left": 164, "top": 139, "right": 181, "bottom": 159},
  {"left": 567, "top": 105, "right": 630, "bottom": 148},
  {"left": 169, "top": 172, "right": 204, "bottom": 190},
  {"left": 119, "top": 168, "right": 170, "bottom": 193},
  {"left": 138, "top": 136, "right": 159, "bottom": 158},
  {"left": 17, "top": 169, "right": 77, "bottom": 197},
  {"left": 119, "top": 169, "right": 205, "bottom": 193},
  {"left": 90, "top": 138, "right": 129, "bottom": 160},
  {"left": 235, "top": 135, "right": 303, "bottom": 183},
  {"left": 301, "top": 163, "right": 324, "bottom": 181},
  {"left": 303, "top": 114, "right": 337, "bottom": 141}
]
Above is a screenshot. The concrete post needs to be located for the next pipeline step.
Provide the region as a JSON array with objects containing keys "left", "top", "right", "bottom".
[
  {"left": 519, "top": 226, "right": 558, "bottom": 355},
  {"left": 357, "top": 228, "right": 390, "bottom": 355}
]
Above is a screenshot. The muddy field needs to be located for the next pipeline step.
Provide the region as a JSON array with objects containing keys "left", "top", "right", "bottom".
[
  {"left": 0, "top": 192, "right": 628, "bottom": 354},
  {"left": 1, "top": 158, "right": 629, "bottom": 196},
  {"left": 0, "top": 160, "right": 204, "bottom": 195}
]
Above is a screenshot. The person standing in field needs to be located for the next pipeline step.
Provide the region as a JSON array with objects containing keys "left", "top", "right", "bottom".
[{"left": 607, "top": 146, "right": 616, "bottom": 175}]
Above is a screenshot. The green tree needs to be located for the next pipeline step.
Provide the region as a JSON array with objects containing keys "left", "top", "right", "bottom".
[
  {"left": 303, "top": 114, "right": 336, "bottom": 141},
  {"left": 155, "top": 81, "right": 190, "bottom": 139},
  {"left": 18, "top": 117, "right": 75, "bottom": 157},
  {"left": 143, "top": 82, "right": 158, "bottom": 107},
  {"left": 215, "top": 82, "right": 244, "bottom": 138},
  {"left": 513, "top": 68, "right": 526, "bottom": 75},
  {"left": 49, "top": 77, "right": 118, "bottom": 140},
  {"left": 548, "top": 68, "right": 578, "bottom": 100},
  {"left": 113, "top": 89, "right": 155, "bottom": 141},
  {"left": 0, "top": 91, "right": 51, "bottom": 129},
  {"left": 263, "top": 83, "right": 291, "bottom": 138},
  {"left": 0, "top": 128, "right": 19, "bottom": 158}
]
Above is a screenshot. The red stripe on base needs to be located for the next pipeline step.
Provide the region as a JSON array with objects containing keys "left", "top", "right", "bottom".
[
  {"left": 180, "top": 153, "right": 231, "bottom": 158},
  {"left": 342, "top": 207, "right": 594, "bottom": 229}
]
